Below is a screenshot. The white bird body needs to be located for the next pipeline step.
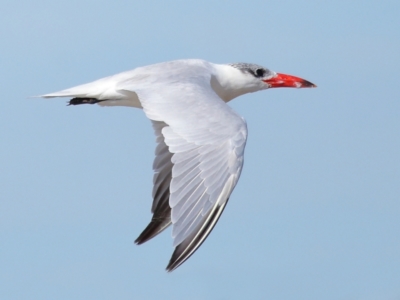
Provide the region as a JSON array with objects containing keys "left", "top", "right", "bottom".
[{"left": 42, "top": 59, "right": 315, "bottom": 271}]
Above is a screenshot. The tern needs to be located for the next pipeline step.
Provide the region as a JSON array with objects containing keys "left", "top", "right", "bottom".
[{"left": 41, "top": 59, "right": 316, "bottom": 271}]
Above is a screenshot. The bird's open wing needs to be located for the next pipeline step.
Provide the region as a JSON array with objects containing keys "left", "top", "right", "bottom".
[{"left": 119, "top": 63, "right": 248, "bottom": 271}]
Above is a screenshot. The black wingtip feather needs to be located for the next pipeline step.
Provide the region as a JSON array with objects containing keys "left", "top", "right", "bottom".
[
  {"left": 135, "top": 216, "right": 171, "bottom": 245},
  {"left": 165, "top": 200, "right": 229, "bottom": 272},
  {"left": 135, "top": 189, "right": 172, "bottom": 245}
]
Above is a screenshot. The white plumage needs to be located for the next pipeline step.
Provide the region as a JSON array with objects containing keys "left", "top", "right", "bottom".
[{"left": 42, "top": 59, "right": 315, "bottom": 271}]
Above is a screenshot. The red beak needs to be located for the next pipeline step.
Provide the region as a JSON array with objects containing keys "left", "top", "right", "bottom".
[{"left": 263, "top": 73, "right": 317, "bottom": 88}]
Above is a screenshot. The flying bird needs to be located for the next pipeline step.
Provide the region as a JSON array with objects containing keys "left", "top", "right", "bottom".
[{"left": 41, "top": 59, "right": 316, "bottom": 271}]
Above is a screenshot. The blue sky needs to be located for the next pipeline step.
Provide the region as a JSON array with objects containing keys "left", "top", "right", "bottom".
[{"left": 1, "top": 0, "right": 399, "bottom": 299}]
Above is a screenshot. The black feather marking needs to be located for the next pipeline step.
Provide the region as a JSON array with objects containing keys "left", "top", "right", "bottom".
[
  {"left": 68, "top": 98, "right": 106, "bottom": 106},
  {"left": 135, "top": 186, "right": 172, "bottom": 245},
  {"left": 135, "top": 154, "right": 173, "bottom": 243}
]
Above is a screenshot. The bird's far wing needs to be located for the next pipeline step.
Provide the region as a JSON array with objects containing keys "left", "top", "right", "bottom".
[
  {"left": 135, "top": 120, "right": 173, "bottom": 244},
  {"left": 119, "top": 67, "right": 248, "bottom": 271}
]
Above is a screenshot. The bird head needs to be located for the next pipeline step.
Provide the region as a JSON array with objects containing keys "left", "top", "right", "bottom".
[
  {"left": 211, "top": 62, "right": 316, "bottom": 102},
  {"left": 229, "top": 62, "right": 316, "bottom": 90}
]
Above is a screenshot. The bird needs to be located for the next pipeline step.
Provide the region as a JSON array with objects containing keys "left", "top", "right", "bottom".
[{"left": 41, "top": 59, "right": 316, "bottom": 271}]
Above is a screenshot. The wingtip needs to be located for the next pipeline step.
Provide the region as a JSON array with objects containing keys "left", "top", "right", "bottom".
[
  {"left": 134, "top": 232, "right": 153, "bottom": 245},
  {"left": 135, "top": 217, "right": 172, "bottom": 246},
  {"left": 164, "top": 201, "right": 230, "bottom": 272},
  {"left": 134, "top": 229, "right": 155, "bottom": 246},
  {"left": 165, "top": 264, "right": 175, "bottom": 272},
  {"left": 165, "top": 250, "right": 185, "bottom": 272},
  {"left": 165, "top": 265, "right": 177, "bottom": 272}
]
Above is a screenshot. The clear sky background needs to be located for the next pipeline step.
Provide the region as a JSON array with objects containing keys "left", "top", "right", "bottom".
[{"left": 1, "top": 0, "right": 399, "bottom": 299}]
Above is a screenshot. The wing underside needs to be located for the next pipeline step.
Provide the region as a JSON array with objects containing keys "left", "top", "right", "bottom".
[{"left": 124, "top": 71, "right": 248, "bottom": 270}]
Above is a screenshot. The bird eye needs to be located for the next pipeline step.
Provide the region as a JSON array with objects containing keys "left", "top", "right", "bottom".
[{"left": 255, "top": 68, "right": 265, "bottom": 77}]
